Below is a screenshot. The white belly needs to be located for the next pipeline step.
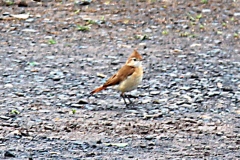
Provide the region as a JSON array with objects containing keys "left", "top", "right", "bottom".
[{"left": 116, "top": 74, "right": 143, "bottom": 93}]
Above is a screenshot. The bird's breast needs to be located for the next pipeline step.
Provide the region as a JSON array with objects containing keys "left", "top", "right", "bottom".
[{"left": 116, "top": 67, "right": 143, "bottom": 93}]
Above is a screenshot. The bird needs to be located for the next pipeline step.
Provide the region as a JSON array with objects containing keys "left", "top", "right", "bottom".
[{"left": 90, "top": 49, "right": 143, "bottom": 105}]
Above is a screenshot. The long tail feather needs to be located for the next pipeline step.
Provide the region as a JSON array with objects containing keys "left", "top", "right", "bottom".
[{"left": 90, "top": 86, "right": 107, "bottom": 94}]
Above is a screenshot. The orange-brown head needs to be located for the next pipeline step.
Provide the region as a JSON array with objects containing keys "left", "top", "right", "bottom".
[
  {"left": 127, "top": 49, "right": 143, "bottom": 61},
  {"left": 126, "top": 50, "right": 143, "bottom": 67}
]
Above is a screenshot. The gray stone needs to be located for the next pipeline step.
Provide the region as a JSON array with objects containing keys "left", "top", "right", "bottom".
[
  {"left": 25, "top": 18, "right": 35, "bottom": 23},
  {"left": 22, "top": 29, "right": 38, "bottom": 32},
  {"left": 150, "top": 91, "right": 160, "bottom": 95},
  {"left": 202, "top": 9, "right": 211, "bottom": 13},
  {"left": 144, "top": 28, "right": 152, "bottom": 33},
  {"left": 208, "top": 91, "right": 220, "bottom": 96},
  {"left": 234, "top": 13, "right": 240, "bottom": 16}
]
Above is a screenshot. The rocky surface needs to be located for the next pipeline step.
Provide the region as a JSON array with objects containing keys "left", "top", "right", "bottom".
[{"left": 0, "top": 0, "right": 239, "bottom": 159}]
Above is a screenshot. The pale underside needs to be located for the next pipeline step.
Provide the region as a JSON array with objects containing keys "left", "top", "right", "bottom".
[{"left": 115, "top": 67, "right": 143, "bottom": 93}]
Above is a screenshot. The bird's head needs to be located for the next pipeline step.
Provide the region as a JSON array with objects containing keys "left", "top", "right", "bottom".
[{"left": 126, "top": 50, "right": 143, "bottom": 67}]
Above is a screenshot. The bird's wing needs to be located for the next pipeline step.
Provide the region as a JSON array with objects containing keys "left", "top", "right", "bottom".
[{"left": 103, "top": 65, "right": 135, "bottom": 87}]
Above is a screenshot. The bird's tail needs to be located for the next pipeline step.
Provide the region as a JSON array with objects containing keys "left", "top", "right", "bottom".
[{"left": 90, "top": 86, "right": 107, "bottom": 94}]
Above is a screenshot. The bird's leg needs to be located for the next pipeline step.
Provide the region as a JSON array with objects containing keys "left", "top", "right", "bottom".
[
  {"left": 121, "top": 93, "right": 134, "bottom": 106},
  {"left": 125, "top": 94, "right": 133, "bottom": 104},
  {"left": 121, "top": 93, "right": 129, "bottom": 106}
]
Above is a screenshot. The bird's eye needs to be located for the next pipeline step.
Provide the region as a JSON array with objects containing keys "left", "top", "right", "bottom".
[{"left": 132, "top": 58, "right": 137, "bottom": 61}]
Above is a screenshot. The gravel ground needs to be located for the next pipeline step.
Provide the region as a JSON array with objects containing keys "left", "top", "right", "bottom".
[{"left": 0, "top": 0, "right": 240, "bottom": 159}]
